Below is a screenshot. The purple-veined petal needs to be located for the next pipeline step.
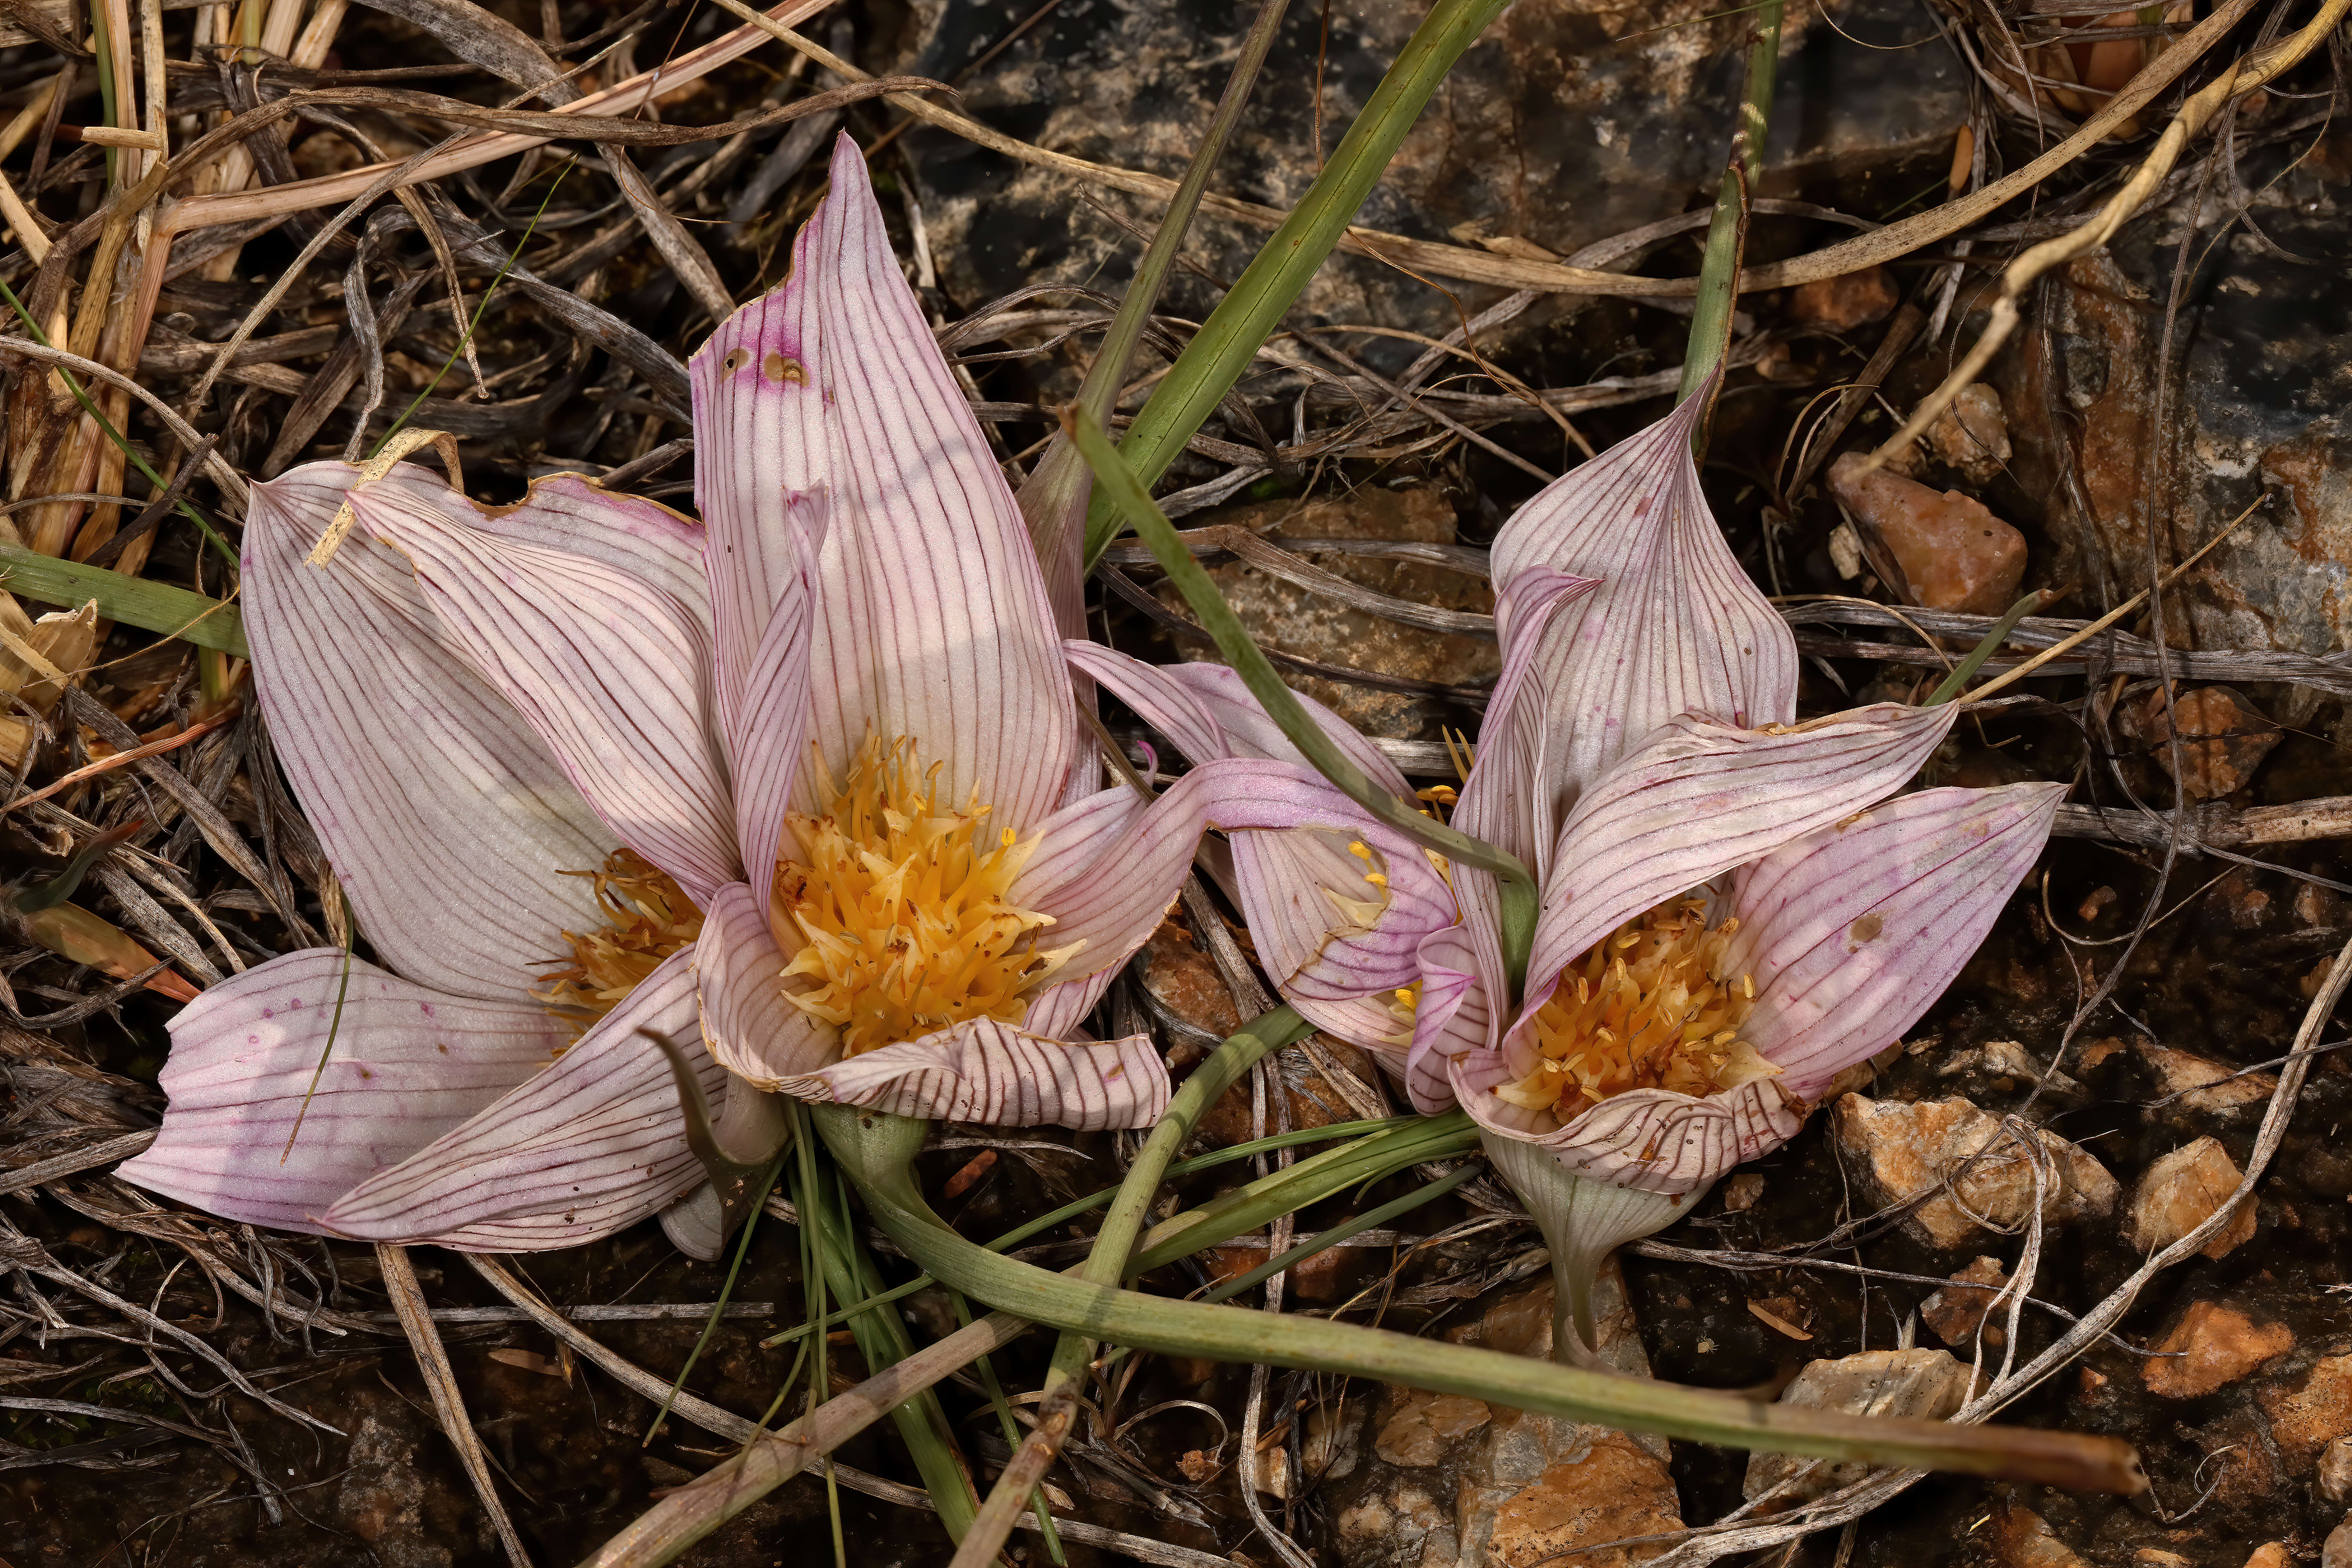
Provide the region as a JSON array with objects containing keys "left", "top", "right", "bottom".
[
  {"left": 1064, "top": 641, "right": 1234, "bottom": 764},
  {"left": 1515, "top": 702, "right": 1961, "bottom": 1058},
  {"left": 725, "top": 524, "right": 817, "bottom": 894},
  {"left": 1403, "top": 923, "right": 1494, "bottom": 1113},
  {"left": 1450, "top": 568, "right": 1599, "bottom": 874},
  {"left": 696, "top": 135, "right": 1074, "bottom": 834},
  {"left": 344, "top": 475, "right": 738, "bottom": 905},
  {"left": 1011, "top": 758, "right": 1259, "bottom": 990},
  {"left": 117, "top": 949, "right": 565, "bottom": 1235},
  {"left": 774, "top": 1015, "right": 1168, "bottom": 1129},
  {"left": 245, "top": 464, "right": 613, "bottom": 1003},
  {"left": 319, "top": 945, "right": 719, "bottom": 1248},
  {"left": 1486, "top": 394, "right": 1799, "bottom": 822},
  {"left": 696, "top": 880, "right": 834, "bottom": 1089},
  {"left": 1452, "top": 1052, "right": 1804, "bottom": 1196},
  {"left": 1725, "top": 782, "right": 2064, "bottom": 1099}
]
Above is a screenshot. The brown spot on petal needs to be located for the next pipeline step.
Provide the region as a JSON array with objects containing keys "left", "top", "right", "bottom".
[
  {"left": 763, "top": 351, "right": 804, "bottom": 384},
  {"left": 1849, "top": 913, "right": 1885, "bottom": 944},
  {"left": 721, "top": 347, "right": 751, "bottom": 373}
]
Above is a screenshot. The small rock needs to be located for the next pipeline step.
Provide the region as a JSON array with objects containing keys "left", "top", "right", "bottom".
[
  {"left": 2322, "top": 1435, "right": 2352, "bottom": 1502},
  {"left": 1787, "top": 266, "right": 1898, "bottom": 332},
  {"left": 1484, "top": 1431, "right": 1683, "bottom": 1568},
  {"left": 1721, "top": 1173, "right": 1766, "bottom": 1213},
  {"left": 2142, "top": 1301, "right": 2293, "bottom": 1398},
  {"left": 1374, "top": 1391, "right": 1492, "bottom": 1467},
  {"left": 1927, "top": 383, "right": 2012, "bottom": 484},
  {"left": 334, "top": 1414, "right": 452, "bottom": 1568},
  {"left": 2137, "top": 685, "right": 2282, "bottom": 800},
  {"left": 1832, "top": 1094, "right": 2120, "bottom": 1249},
  {"left": 2137, "top": 1041, "right": 2278, "bottom": 1115},
  {"left": 2134, "top": 1550, "right": 2194, "bottom": 1567},
  {"left": 2261, "top": 1355, "right": 2352, "bottom": 1471},
  {"left": 1920, "top": 1256, "right": 2010, "bottom": 1347},
  {"left": 1744, "top": 1349, "right": 1976, "bottom": 1504},
  {"left": 1989, "top": 1502, "right": 2089, "bottom": 1568},
  {"left": 2243, "top": 1544, "right": 2291, "bottom": 1568},
  {"left": 2124, "top": 1138, "right": 2257, "bottom": 1258},
  {"left": 1939, "top": 1038, "right": 2082, "bottom": 1099},
  {"left": 2333, "top": 1514, "right": 2352, "bottom": 1568},
  {"left": 1827, "top": 453, "right": 2028, "bottom": 616}
]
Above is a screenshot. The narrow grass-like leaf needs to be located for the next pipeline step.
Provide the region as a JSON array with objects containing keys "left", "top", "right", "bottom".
[
  {"left": 0, "top": 545, "right": 245, "bottom": 656},
  {"left": 1079, "top": 0, "right": 1514, "bottom": 558}
]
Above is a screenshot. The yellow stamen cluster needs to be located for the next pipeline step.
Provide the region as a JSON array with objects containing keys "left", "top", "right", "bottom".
[
  {"left": 772, "top": 734, "right": 1079, "bottom": 1058},
  {"left": 537, "top": 849, "right": 706, "bottom": 1028},
  {"left": 1495, "top": 898, "right": 1777, "bottom": 1118}
]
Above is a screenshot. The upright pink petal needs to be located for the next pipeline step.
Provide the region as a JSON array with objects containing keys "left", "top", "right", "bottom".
[
  {"left": 1062, "top": 641, "right": 1233, "bottom": 764},
  {"left": 1485, "top": 395, "right": 1798, "bottom": 825},
  {"left": 343, "top": 476, "right": 739, "bottom": 905},
  {"left": 724, "top": 525, "right": 817, "bottom": 895},
  {"left": 775, "top": 1016, "right": 1168, "bottom": 1129},
  {"left": 693, "top": 135, "right": 1075, "bottom": 835},
  {"left": 696, "top": 881, "right": 833, "bottom": 1088},
  {"left": 1726, "top": 783, "right": 2064, "bottom": 1099},
  {"left": 1449, "top": 569, "right": 1599, "bottom": 873},
  {"left": 319, "top": 946, "right": 720, "bottom": 1248},
  {"left": 1516, "top": 703, "right": 1960, "bottom": 1056},
  {"left": 117, "top": 950, "right": 564, "bottom": 1234},
  {"left": 246, "top": 464, "right": 615, "bottom": 1003}
]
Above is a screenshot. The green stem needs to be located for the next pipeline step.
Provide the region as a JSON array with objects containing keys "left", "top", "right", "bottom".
[
  {"left": 1676, "top": 0, "right": 1782, "bottom": 422},
  {"left": 952, "top": 1006, "right": 1310, "bottom": 1568},
  {"left": 815, "top": 1106, "right": 2146, "bottom": 1493},
  {"left": 1079, "top": 0, "right": 1514, "bottom": 565},
  {"left": 1068, "top": 409, "right": 1540, "bottom": 997},
  {"left": 1925, "top": 591, "right": 2047, "bottom": 705}
]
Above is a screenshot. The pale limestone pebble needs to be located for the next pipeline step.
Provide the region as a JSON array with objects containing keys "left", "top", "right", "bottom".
[
  {"left": 1926, "top": 382, "right": 2013, "bottom": 484},
  {"left": 2134, "top": 1552, "right": 2195, "bottom": 1568},
  {"left": 2141, "top": 1301, "right": 2294, "bottom": 1398},
  {"left": 1825, "top": 452, "right": 2028, "bottom": 617},
  {"left": 1337, "top": 1483, "right": 1457, "bottom": 1568},
  {"left": 1742, "top": 1349, "right": 1976, "bottom": 1505},
  {"left": 334, "top": 1414, "right": 452, "bottom": 1568},
  {"left": 1830, "top": 1094, "right": 2120, "bottom": 1249},
  {"left": 1989, "top": 1502, "right": 2089, "bottom": 1568},
  {"left": 2123, "top": 1137, "right": 2258, "bottom": 1259},
  {"left": 2334, "top": 1514, "right": 2352, "bottom": 1568},
  {"left": 1476, "top": 1429, "right": 1684, "bottom": 1568},
  {"left": 1919, "top": 1255, "right": 2009, "bottom": 1347},
  {"left": 1720, "top": 1172, "right": 1766, "bottom": 1213},
  {"left": 2323, "top": 1435, "right": 2352, "bottom": 1503},
  {"left": 2243, "top": 1544, "right": 2291, "bottom": 1568},
  {"left": 1256, "top": 1399, "right": 1364, "bottom": 1499},
  {"left": 2137, "top": 1040, "right": 2279, "bottom": 1115},
  {"left": 2262, "top": 1355, "right": 2352, "bottom": 1472},
  {"left": 1374, "top": 1392, "right": 1492, "bottom": 1468},
  {"left": 1937, "top": 1038, "right": 2082, "bottom": 1098}
]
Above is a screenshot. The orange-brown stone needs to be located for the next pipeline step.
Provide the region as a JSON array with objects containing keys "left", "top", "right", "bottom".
[
  {"left": 1827, "top": 453, "right": 2028, "bottom": 616},
  {"left": 2142, "top": 1301, "right": 2292, "bottom": 1398}
]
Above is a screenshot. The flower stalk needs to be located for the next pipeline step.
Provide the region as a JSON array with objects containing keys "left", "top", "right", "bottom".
[{"left": 815, "top": 1103, "right": 2145, "bottom": 1491}]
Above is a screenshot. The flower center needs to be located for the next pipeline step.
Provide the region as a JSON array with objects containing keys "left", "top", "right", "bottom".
[
  {"left": 1494, "top": 898, "right": 1777, "bottom": 1118},
  {"left": 771, "top": 734, "right": 1079, "bottom": 1058},
  {"left": 537, "top": 849, "right": 705, "bottom": 1027}
]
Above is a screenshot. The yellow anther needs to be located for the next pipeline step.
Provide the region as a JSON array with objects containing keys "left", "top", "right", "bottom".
[
  {"left": 537, "top": 850, "right": 705, "bottom": 1032},
  {"left": 772, "top": 734, "right": 1079, "bottom": 1058},
  {"left": 1349, "top": 841, "right": 1374, "bottom": 861}
]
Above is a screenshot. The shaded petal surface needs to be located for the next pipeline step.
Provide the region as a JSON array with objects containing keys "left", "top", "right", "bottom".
[
  {"left": 320, "top": 946, "right": 719, "bottom": 1248},
  {"left": 117, "top": 949, "right": 564, "bottom": 1234},
  {"left": 245, "top": 463, "right": 612, "bottom": 1002},
  {"left": 344, "top": 475, "right": 737, "bottom": 904},
  {"left": 696, "top": 880, "right": 833, "bottom": 1088}
]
